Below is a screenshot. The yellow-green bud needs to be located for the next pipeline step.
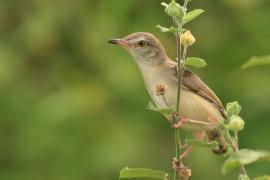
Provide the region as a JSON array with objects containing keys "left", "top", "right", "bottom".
[
  {"left": 180, "top": 31, "right": 196, "bottom": 47},
  {"left": 229, "top": 115, "right": 245, "bottom": 132},
  {"left": 226, "top": 101, "right": 241, "bottom": 118},
  {"left": 165, "top": 1, "right": 185, "bottom": 23}
]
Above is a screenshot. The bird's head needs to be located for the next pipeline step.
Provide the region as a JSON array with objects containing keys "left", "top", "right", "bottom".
[{"left": 108, "top": 32, "right": 168, "bottom": 66}]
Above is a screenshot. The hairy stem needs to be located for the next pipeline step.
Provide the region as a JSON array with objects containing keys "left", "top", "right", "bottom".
[
  {"left": 184, "top": 0, "right": 189, "bottom": 8},
  {"left": 175, "top": 33, "right": 183, "bottom": 121},
  {"left": 162, "top": 95, "right": 169, "bottom": 107},
  {"left": 234, "top": 131, "right": 249, "bottom": 176},
  {"left": 174, "top": 28, "right": 183, "bottom": 180},
  {"left": 173, "top": 1, "right": 190, "bottom": 179},
  {"left": 226, "top": 130, "right": 249, "bottom": 177},
  {"left": 174, "top": 130, "right": 180, "bottom": 180},
  {"left": 182, "top": 46, "right": 187, "bottom": 64}
]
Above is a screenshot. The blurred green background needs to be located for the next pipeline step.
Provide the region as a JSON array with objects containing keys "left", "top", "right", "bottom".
[{"left": 0, "top": 0, "right": 270, "bottom": 179}]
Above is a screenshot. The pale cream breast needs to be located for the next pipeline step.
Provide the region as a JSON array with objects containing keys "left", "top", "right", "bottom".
[{"left": 140, "top": 63, "right": 175, "bottom": 109}]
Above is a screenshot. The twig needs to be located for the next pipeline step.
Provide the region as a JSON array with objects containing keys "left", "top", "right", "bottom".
[
  {"left": 173, "top": 17, "right": 183, "bottom": 180},
  {"left": 173, "top": 1, "right": 191, "bottom": 180},
  {"left": 225, "top": 130, "right": 249, "bottom": 177},
  {"left": 234, "top": 132, "right": 249, "bottom": 176},
  {"left": 162, "top": 95, "right": 169, "bottom": 107}
]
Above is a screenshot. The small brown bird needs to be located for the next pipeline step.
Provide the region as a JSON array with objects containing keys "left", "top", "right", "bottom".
[{"left": 108, "top": 32, "right": 227, "bottom": 155}]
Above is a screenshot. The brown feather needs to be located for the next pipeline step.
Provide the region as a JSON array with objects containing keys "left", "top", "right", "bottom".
[
  {"left": 182, "top": 69, "right": 226, "bottom": 118},
  {"left": 169, "top": 63, "right": 226, "bottom": 118}
]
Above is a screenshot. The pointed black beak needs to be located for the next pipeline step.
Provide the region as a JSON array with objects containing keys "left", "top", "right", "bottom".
[{"left": 108, "top": 39, "right": 122, "bottom": 45}]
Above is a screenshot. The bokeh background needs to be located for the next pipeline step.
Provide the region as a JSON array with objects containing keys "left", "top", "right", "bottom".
[{"left": 0, "top": 0, "right": 270, "bottom": 179}]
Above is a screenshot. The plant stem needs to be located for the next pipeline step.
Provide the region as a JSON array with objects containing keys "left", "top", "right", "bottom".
[
  {"left": 226, "top": 129, "right": 249, "bottom": 177},
  {"left": 173, "top": 1, "right": 190, "bottom": 179},
  {"left": 162, "top": 95, "right": 169, "bottom": 107},
  {"left": 234, "top": 131, "right": 249, "bottom": 176},
  {"left": 184, "top": 0, "right": 189, "bottom": 9},
  {"left": 172, "top": 12, "right": 183, "bottom": 179},
  {"left": 174, "top": 33, "right": 183, "bottom": 180},
  {"left": 174, "top": 170, "right": 177, "bottom": 180},
  {"left": 182, "top": 46, "right": 187, "bottom": 64},
  {"left": 174, "top": 130, "right": 180, "bottom": 180},
  {"left": 175, "top": 33, "right": 183, "bottom": 121},
  {"left": 175, "top": 32, "right": 183, "bottom": 154}
]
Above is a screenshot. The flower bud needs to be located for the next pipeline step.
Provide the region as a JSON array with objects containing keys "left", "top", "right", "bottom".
[
  {"left": 155, "top": 84, "right": 167, "bottom": 96},
  {"left": 180, "top": 31, "right": 196, "bottom": 47},
  {"left": 228, "top": 115, "right": 245, "bottom": 132},
  {"left": 165, "top": 1, "right": 185, "bottom": 23},
  {"left": 226, "top": 101, "right": 242, "bottom": 118}
]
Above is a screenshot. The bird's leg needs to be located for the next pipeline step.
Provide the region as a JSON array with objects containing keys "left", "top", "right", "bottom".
[
  {"left": 179, "top": 131, "right": 206, "bottom": 159},
  {"left": 173, "top": 131, "right": 205, "bottom": 171},
  {"left": 179, "top": 146, "right": 194, "bottom": 159},
  {"left": 171, "top": 115, "right": 217, "bottom": 129}
]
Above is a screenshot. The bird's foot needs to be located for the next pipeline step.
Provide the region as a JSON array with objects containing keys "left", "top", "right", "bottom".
[
  {"left": 172, "top": 146, "right": 193, "bottom": 170},
  {"left": 171, "top": 116, "right": 188, "bottom": 129},
  {"left": 172, "top": 157, "right": 181, "bottom": 171},
  {"left": 180, "top": 146, "right": 194, "bottom": 159}
]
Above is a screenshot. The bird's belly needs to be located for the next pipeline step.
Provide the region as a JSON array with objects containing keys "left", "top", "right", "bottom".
[
  {"left": 180, "top": 89, "right": 212, "bottom": 121},
  {"left": 179, "top": 89, "right": 223, "bottom": 130},
  {"left": 150, "top": 85, "right": 222, "bottom": 130},
  {"left": 142, "top": 69, "right": 222, "bottom": 130}
]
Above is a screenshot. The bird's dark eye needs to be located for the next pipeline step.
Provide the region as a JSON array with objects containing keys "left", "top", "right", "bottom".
[{"left": 138, "top": 40, "right": 146, "bottom": 47}]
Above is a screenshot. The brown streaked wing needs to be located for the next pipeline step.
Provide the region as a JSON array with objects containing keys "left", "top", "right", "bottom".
[
  {"left": 168, "top": 62, "right": 226, "bottom": 118},
  {"left": 182, "top": 69, "right": 226, "bottom": 118}
]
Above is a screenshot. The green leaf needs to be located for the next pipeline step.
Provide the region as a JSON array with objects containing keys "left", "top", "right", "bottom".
[
  {"left": 183, "top": 9, "right": 205, "bottom": 24},
  {"left": 242, "top": 55, "right": 270, "bottom": 69},
  {"left": 119, "top": 167, "right": 168, "bottom": 180},
  {"left": 185, "top": 139, "right": 219, "bottom": 149},
  {"left": 147, "top": 102, "right": 174, "bottom": 117},
  {"left": 185, "top": 57, "right": 207, "bottom": 68},
  {"left": 161, "top": 2, "right": 169, "bottom": 8},
  {"left": 226, "top": 101, "right": 241, "bottom": 118},
  {"left": 222, "top": 149, "right": 270, "bottom": 174},
  {"left": 253, "top": 175, "right": 270, "bottom": 180},
  {"left": 156, "top": 25, "right": 180, "bottom": 34},
  {"left": 147, "top": 101, "right": 159, "bottom": 111}
]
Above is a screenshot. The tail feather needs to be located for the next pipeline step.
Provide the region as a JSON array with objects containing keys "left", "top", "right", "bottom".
[{"left": 207, "top": 130, "right": 227, "bottom": 155}]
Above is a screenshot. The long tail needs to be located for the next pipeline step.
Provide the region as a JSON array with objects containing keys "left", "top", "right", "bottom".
[{"left": 207, "top": 130, "right": 227, "bottom": 155}]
